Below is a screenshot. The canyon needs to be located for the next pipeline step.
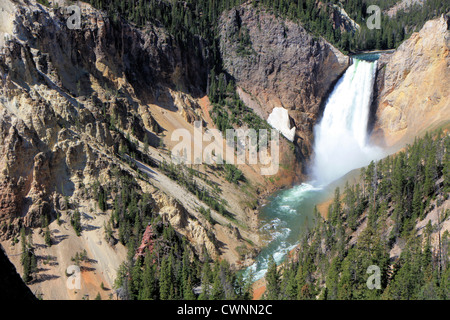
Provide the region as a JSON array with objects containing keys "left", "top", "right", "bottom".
[{"left": 0, "top": 0, "right": 448, "bottom": 300}]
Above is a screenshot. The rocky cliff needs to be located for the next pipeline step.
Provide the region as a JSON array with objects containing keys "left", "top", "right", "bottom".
[
  {"left": 0, "top": 0, "right": 245, "bottom": 299},
  {"left": 0, "top": 0, "right": 201, "bottom": 235},
  {"left": 372, "top": 14, "right": 450, "bottom": 147},
  {"left": 219, "top": 4, "right": 349, "bottom": 158}
]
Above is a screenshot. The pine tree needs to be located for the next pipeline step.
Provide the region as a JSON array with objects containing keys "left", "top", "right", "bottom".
[
  {"left": 412, "top": 182, "right": 423, "bottom": 220},
  {"left": 265, "top": 256, "right": 280, "bottom": 299},
  {"left": 22, "top": 251, "right": 31, "bottom": 283},
  {"left": 183, "top": 275, "right": 197, "bottom": 300},
  {"left": 211, "top": 262, "right": 224, "bottom": 300},
  {"left": 443, "top": 136, "right": 450, "bottom": 192},
  {"left": 159, "top": 255, "right": 174, "bottom": 300},
  {"left": 330, "top": 187, "right": 341, "bottom": 225},
  {"left": 98, "top": 186, "right": 107, "bottom": 212},
  {"left": 198, "top": 259, "right": 212, "bottom": 300},
  {"left": 44, "top": 225, "right": 52, "bottom": 247},
  {"left": 129, "top": 259, "right": 142, "bottom": 300},
  {"left": 71, "top": 209, "right": 82, "bottom": 236},
  {"left": 140, "top": 252, "right": 157, "bottom": 300},
  {"left": 280, "top": 263, "right": 297, "bottom": 300},
  {"left": 423, "top": 139, "right": 437, "bottom": 197},
  {"left": 325, "top": 256, "right": 341, "bottom": 300}
]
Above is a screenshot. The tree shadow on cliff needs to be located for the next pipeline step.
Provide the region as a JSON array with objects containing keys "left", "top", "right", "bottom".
[
  {"left": 84, "top": 257, "right": 98, "bottom": 264},
  {"left": 128, "top": 155, "right": 160, "bottom": 182},
  {"left": 214, "top": 238, "right": 229, "bottom": 257},
  {"left": 80, "top": 266, "right": 96, "bottom": 272},
  {"left": 52, "top": 234, "right": 69, "bottom": 245},
  {"left": 31, "top": 273, "right": 60, "bottom": 285},
  {"left": 82, "top": 224, "right": 100, "bottom": 232},
  {"left": 82, "top": 212, "right": 94, "bottom": 221},
  {"left": 36, "top": 254, "right": 57, "bottom": 263}
]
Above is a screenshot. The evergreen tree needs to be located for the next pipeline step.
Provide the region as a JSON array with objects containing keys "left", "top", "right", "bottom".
[
  {"left": 71, "top": 209, "right": 82, "bottom": 236},
  {"left": 139, "top": 251, "right": 157, "bottom": 300},
  {"left": 159, "top": 255, "right": 173, "bottom": 300},
  {"left": 265, "top": 256, "right": 280, "bottom": 299},
  {"left": 44, "top": 225, "right": 52, "bottom": 247},
  {"left": 199, "top": 259, "right": 212, "bottom": 300}
]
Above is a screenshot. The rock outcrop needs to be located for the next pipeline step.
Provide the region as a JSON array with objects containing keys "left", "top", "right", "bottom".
[
  {"left": 219, "top": 4, "right": 349, "bottom": 155},
  {"left": 135, "top": 224, "right": 155, "bottom": 258},
  {"left": 153, "top": 191, "right": 219, "bottom": 259},
  {"left": 372, "top": 14, "right": 450, "bottom": 147},
  {"left": 330, "top": 4, "right": 361, "bottom": 32}
]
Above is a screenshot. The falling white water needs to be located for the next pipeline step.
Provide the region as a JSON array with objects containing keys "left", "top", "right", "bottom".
[{"left": 311, "top": 59, "right": 384, "bottom": 186}]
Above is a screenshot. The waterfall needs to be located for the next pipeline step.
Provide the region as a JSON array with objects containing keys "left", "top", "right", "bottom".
[
  {"left": 311, "top": 59, "right": 383, "bottom": 186},
  {"left": 245, "top": 58, "right": 385, "bottom": 282}
]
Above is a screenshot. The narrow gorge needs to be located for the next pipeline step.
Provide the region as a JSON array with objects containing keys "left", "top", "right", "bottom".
[{"left": 0, "top": 0, "right": 448, "bottom": 302}]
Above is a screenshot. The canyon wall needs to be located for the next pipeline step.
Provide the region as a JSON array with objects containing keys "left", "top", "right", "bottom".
[
  {"left": 0, "top": 0, "right": 231, "bottom": 299},
  {"left": 218, "top": 4, "right": 350, "bottom": 160},
  {"left": 372, "top": 14, "right": 450, "bottom": 147}
]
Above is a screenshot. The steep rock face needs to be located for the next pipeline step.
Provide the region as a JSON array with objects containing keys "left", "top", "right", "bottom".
[
  {"left": 0, "top": 1, "right": 255, "bottom": 279},
  {"left": 0, "top": 0, "right": 211, "bottom": 248},
  {"left": 7, "top": 1, "right": 207, "bottom": 102},
  {"left": 330, "top": 4, "right": 360, "bottom": 32},
  {"left": 0, "top": 2, "right": 271, "bottom": 300},
  {"left": 0, "top": 0, "right": 226, "bottom": 299},
  {"left": 0, "top": 111, "right": 40, "bottom": 235},
  {"left": 372, "top": 14, "right": 450, "bottom": 147},
  {"left": 218, "top": 4, "right": 349, "bottom": 154},
  {"left": 153, "top": 191, "right": 219, "bottom": 259}
]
